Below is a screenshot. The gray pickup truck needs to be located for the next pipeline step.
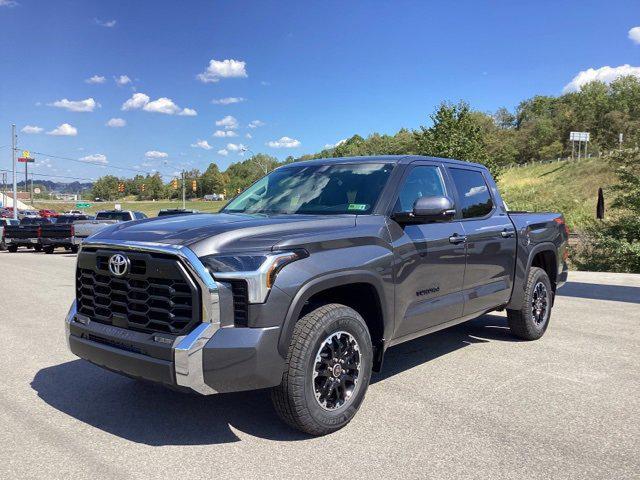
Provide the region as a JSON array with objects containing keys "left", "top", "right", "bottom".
[
  {"left": 65, "top": 155, "right": 568, "bottom": 435},
  {"left": 73, "top": 210, "right": 147, "bottom": 242}
]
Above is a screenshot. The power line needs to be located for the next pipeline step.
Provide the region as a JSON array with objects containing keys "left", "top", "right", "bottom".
[{"left": 0, "top": 168, "right": 95, "bottom": 182}]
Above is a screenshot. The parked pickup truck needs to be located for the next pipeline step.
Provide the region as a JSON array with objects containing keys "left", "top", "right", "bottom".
[
  {"left": 4, "top": 217, "right": 55, "bottom": 252},
  {"left": 73, "top": 210, "right": 146, "bottom": 242},
  {"left": 40, "top": 214, "right": 92, "bottom": 254},
  {"left": 0, "top": 218, "right": 20, "bottom": 250},
  {"left": 65, "top": 155, "right": 568, "bottom": 435}
]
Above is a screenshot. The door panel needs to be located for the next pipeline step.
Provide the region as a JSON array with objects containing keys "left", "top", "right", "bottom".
[
  {"left": 391, "top": 222, "right": 466, "bottom": 339},
  {"left": 446, "top": 167, "right": 516, "bottom": 316},
  {"left": 388, "top": 163, "right": 467, "bottom": 341},
  {"left": 460, "top": 216, "right": 516, "bottom": 314}
]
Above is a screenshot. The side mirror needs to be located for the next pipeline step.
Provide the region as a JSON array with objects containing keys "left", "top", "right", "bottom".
[{"left": 392, "top": 196, "right": 456, "bottom": 224}]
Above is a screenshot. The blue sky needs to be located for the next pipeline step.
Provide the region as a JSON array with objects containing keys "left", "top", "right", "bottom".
[{"left": 0, "top": 0, "right": 638, "bottom": 183}]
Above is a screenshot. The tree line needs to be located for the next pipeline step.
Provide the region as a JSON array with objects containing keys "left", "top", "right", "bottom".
[{"left": 92, "top": 75, "right": 640, "bottom": 200}]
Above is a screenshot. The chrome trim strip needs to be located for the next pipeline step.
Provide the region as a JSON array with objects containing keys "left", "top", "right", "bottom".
[{"left": 71, "top": 238, "right": 221, "bottom": 395}]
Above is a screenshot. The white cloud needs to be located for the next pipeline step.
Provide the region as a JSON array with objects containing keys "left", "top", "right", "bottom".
[
  {"left": 213, "top": 130, "right": 238, "bottom": 137},
  {"left": 21, "top": 125, "right": 43, "bottom": 134},
  {"left": 121, "top": 92, "right": 196, "bottom": 116},
  {"left": 122, "top": 92, "right": 150, "bottom": 110},
  {"left": 80, "top": 153, "right": 108, "bottom": 165},
  {"left": 49, "top": 97, "right": 97, "bottom": 112},
  {"left": 215, "top": 115, "right": 239, "bottom": 130},
  {"left": 0, "top": 1, "right": 19, "bottom": 7},
  {"left": 212, "top": 97, "right": 246, "bottom": 105},
  {"left": 95, "top": 18, "right": 116, "bottom": 27},
  {"left": 85, "top": 75, "right": 106, "bottom": 84},
  {"left": 106, "top": 117, "right": 126, "bottom": 128},
  {"left": 191, "top": 140, "right": 213, "bottom": 150},
  {"left": 226, "top": 143, "right": 246, "bottom": 152},
  {"left": 629, "top": 27, "right": 640, "bottom": 45},
  {"left": 145, "top": 150, "right": 168, "bottom": 159},
  {"left": 217, "top": 149, "right": 228, "bottom": 156},
  {"left": 324, "top": 138, "right": 347, "bottom": 149},
  {"left": 260, "top": 81, "right": 271, "bottom": 86},
  {"left": 197, "top": 59, "right": 247, "bottom": 83},
  {"left": 245, "top": 133, "right": 252, "bottom": 139},
  {"left": 563, "top": 64, "right": 640, "bottom": 93},
  {"left": 47, "top": 123, "right": 78, "bottom": 136},
  {"left": 115, "top": 75, "right": 131, "bottom": 86},
  {"left": 267, "top": 136, "right": 301, "bottom": 148},
  {"left": 248, "top": 119, "right": 265, "bottom": 129}
]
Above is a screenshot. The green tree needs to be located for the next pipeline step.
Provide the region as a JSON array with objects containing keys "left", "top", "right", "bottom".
[
  {"left": 91, "top": 175, "right": 120, "bottom": 201},
  {"left": 414, "top": 102, "right": 499, "bottom": 177}
]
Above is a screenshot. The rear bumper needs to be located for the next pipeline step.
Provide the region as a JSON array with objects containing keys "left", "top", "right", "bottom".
[
  {"left": 5, "top": 238, "right": 39, "bottom": 247},
  {"left": 41, "top": 237, "right": 80, "bottom": 247},
  {"left": 65, "top": 300, "right": 285, "bottom": 394}
]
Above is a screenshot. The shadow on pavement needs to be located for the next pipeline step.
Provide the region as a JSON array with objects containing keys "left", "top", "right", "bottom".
[
  {"left": 557, "top": 281, "right": 640, "bottom": 304},
  {"left": 32, "top": 313, "right": 514, "bottom": 445}
]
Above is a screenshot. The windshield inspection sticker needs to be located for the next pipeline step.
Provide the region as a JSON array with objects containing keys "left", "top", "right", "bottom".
[{"left": 347, "top": 203, "right": 368, "bottom": 211}]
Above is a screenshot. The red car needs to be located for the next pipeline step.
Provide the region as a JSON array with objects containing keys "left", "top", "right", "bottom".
[{"left": 38, "top": 209, "right": 59, "bottom": 218}]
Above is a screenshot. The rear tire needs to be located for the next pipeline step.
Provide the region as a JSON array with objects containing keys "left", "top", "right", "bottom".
[
  {"left": 34, "top": 244, "right": 42, "bottom": 252},
  {"left": 70, "top": 245, "right": 79, "bottom": 253},
  {"left": 44, "top": 246, "right": 54, "bottom": 254},
  {"left": 507, "top": 267, "right": 553, "bottom": 340},
  {"left": 271, "top": 303, "right": 373, "bottom": 436},
  {"left": 0, "top": 240, "right": 6, "bottom": 251},
  {"left": 8, "top": 245, "right": 17, "bottom": 253}
]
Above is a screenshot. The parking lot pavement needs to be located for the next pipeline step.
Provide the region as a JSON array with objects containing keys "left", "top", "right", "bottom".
[{"left": 0, "top": 250, "right": 638, "bottom": 480}]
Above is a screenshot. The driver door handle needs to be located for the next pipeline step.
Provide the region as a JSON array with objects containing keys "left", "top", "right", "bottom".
[
  {"left": 501, "top": 229, "right": 515, "bottom": 238},
  {"left": 449, "top": 234, "right": 467, "bottom": 244}
]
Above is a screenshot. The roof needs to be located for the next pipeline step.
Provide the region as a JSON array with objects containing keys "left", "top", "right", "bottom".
[{"left": 277, "top": 155, "right": 486, "bottom": 169}]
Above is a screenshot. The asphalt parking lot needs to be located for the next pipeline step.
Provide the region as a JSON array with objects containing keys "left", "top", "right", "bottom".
[{"left": 0, "top": 250, "right": 638, "bottom": 480}]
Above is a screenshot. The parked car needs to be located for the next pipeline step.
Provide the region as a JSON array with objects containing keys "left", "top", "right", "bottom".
[
  {"left": 1, "top": 207, "right": 16, "bottom": 218},
  {"left": 4, "top": 216, "right": 55, "bottom": 252},
  {"left": 18, "top": 210, "right": 40, "bottom": 220},
  {"left": 41, "top": 214, "right": 91, "bottom": 254},
  {"left": 0, "top": 218, "right": 20, "bottom": 250},
  {"left": 157, "top": 208, "right": 201, "bottom": 217},
  {"left": 65, "top": 155, "right": 568, "bottom": 435},
  {"left": 204, "top": 193, "right": 225, "bottom": 201},
  {"left": 73, "top": 210, "right": 146, "bottom": 242},
  {"left": 38, "top": 209, "right": 59, "bottom": 218},
  {"left": 62, "top": 210, "right": 85, "bottom": 215}
]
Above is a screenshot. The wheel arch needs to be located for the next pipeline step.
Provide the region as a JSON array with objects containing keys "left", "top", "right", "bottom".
[
  {"left": 278, "top": 271, "right": 390, "bottom": 371},
  {"left": 507, "top": 242, "right": 558, "bottom": 310}
]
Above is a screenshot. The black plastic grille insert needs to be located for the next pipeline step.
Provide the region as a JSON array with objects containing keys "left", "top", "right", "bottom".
[{"left": 76, "top": 249, "right": 200, "bottom": 335}]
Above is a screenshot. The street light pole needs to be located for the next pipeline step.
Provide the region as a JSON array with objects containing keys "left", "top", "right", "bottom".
[{"left": 11, "top": 124, "right": 17, "bottom": 220}]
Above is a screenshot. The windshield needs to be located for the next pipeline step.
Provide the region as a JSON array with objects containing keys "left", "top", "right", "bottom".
[
  {"left": 96, "top": 211, "right": 130, "bottom": 221},
  {"left": 222, "top": 163, "right": 394, "bottom": 215}
]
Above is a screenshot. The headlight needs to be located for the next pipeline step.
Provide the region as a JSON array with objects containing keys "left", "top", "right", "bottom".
[{"left": 200, "top": 250, "right": 307, "bottom": 303}]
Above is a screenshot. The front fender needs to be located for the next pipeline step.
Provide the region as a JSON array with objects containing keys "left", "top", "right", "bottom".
[{"left": 276, "top": 270, "right": 391, "bottom": 357}]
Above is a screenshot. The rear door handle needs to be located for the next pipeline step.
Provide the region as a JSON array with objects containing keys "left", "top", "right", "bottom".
[
  {"left": 501, "top": 229, "right": 515, "bottom": 238},
  {"left": 449, "top": 234, "right": 467, "bottom": 244}
]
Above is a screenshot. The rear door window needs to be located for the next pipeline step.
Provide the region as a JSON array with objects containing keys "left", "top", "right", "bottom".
[{"left": 449, "top": 168, "right": 494, "bottom": 219}]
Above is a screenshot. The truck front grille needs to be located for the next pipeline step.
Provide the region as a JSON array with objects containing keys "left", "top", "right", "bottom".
[{"left": 76, "top": 249, "right": 201, "bottom": 335}]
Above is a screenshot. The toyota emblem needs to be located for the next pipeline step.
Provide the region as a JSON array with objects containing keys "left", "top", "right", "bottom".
[{"left": 108, "top": 253, "right": 130, "bottom": 277}]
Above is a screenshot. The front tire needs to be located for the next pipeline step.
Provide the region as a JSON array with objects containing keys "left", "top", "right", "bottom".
[
  {"left": 7, "top": 245, "right": 17, "bottom": 253},
  {"left": 34, "top": 244, "right": 42, "bottom": 252},
  {"left": 70, "top": 245, "right": 79, "bottom": 253},
  {"left": 507, "top": 267, "right": 553, "bottom": 340},
  {"left": 43, "top": 246, "right": 55, "bottom": 254},
  {"left": 271, "top": 303, "right": 373, "bottom": 436}
]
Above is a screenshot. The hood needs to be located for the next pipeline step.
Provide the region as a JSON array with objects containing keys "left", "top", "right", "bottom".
[{"left": 88, "top": 212, "right": 357, "bottom": 255}]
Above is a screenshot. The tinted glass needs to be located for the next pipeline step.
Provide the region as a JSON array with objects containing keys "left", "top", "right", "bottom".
[
  {"left": 449, "top": 168, "right": 494, "bottom": 218},
  {"left": 222, "top": 163, "right": 394, "bottom": 215},
  {"left": 96, "top": 211, "right": 131, "bottom": 221},
  {"left": 393, "top": 166, "right": 446, "bottom": 212}
]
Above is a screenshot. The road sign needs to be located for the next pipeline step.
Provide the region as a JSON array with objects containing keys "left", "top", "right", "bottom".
[
  {"left": 18, "top": 157, "right": 35, "bottom": 163},
  {"left": 76, "top": 202, "right": 91, "bottom": 208},
  {"left": 34, "top": 187, "right": 41, "bottom": 194},
  {"left": 569, "top": 131, "right": 590, "bottom": 142}
]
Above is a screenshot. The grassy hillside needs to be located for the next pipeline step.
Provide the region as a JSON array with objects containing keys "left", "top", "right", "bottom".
[{"left": 498, "top": 157, "right": 616, "bottom": 231}]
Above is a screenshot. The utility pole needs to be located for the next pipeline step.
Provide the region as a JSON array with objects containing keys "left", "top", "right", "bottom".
[
  {"left": 181, "top": 171, "right": 186, "bottom": 210},
  {"left": 11, "top": 124, "right": 17, "bottom": 220}
]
